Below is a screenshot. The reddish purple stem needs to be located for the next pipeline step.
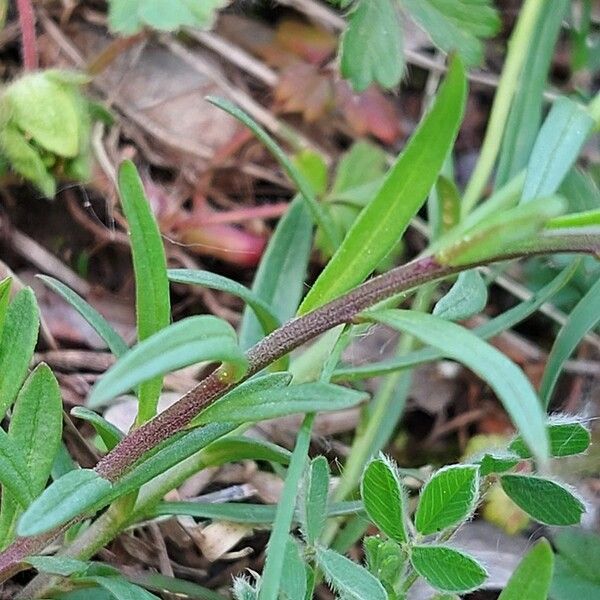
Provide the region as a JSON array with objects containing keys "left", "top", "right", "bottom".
[{"left": 17, "top": 0, "right": 38, "bottom": 71}]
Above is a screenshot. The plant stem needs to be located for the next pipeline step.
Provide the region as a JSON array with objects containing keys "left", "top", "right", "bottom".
[
  {"left": 16, "top": 0, "right": 38, "bottom": 70},
  {"left": 461, "top": 0, "right": 545, "bottom": 216},
  {"left": 1, "top": 236, "right": 600, "bottom": 581}
]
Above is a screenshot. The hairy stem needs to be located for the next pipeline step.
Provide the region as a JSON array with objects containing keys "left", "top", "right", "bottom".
[
  {"left": 16, "top": 0, "right": 38, "bottom": 70},
  {"left": 1, "top": 235, "right": 600, "bottom": 581}
]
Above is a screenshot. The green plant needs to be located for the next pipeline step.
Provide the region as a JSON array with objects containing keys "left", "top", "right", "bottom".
[{"left": 1, "top": 2, "right": 600, "bottom": 598}]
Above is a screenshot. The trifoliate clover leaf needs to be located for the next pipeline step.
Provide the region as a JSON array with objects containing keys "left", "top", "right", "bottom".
[{"left": 108, "top": 0, "right": 230, "bottom": 35}]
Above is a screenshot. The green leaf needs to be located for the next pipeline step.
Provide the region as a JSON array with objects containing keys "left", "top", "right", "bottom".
[
  {"left": 300, "top": 456, "right": 330, "bottom": 545},
  {"left": 37, "top": 276, "right": 128, "bottom": 357},
  {"left": 415, "top": 465, "right": 479, "bottom": 535},
  {"left": 410, "top": 545, "right": 487, "bottom": 593},
  {"left": 299, "top": 57, "right": 466, "bottom": 313},
  {"left": 522, "top": 97, "right": 595, "bottom": 202},
  {"left": 294, "top": 149, "right": 328, "bottom": 196},
  {"left": 88, "top": 315, "right": 247, "bottom": 408},
  {"left": 340, "top": 0, "right": 404, "bottom": 92},
  {"left": 27, "top": 555, "right": 90, "bottom": 576},
  {"left": 0, "top": 124, "right": 55, "bottom": 196},
  {"left": 434, "top": 175, "right": 461, "bottom": 235},
  {"left": 195, "top": 380, "right": 367, "bottom": 425},
  {"left": 207, "top": 97, "right": 339, "bottom": 253},
  {"left": 118, "top": 160, "right": 171, "bottom": 423},
  {"left": 259, "top": 415, "right": 314, "bottom": 600},
  {"left": 0, "top": 287, "right": 39, "bottom": 419},
  {"left": 477, "top": 451, "right": 519, "bottom": 476},
  {"left": 509, "top": 421, "right": 591, "bottom": 458},
  {"left": 334, "top": 261, "right": 578, "bottom": 381},
  {"left": 239, "top": 197, "right": 313, "bottom": 351},
  {"left": 498, "top": 538, "right": 554, "bottom": 600},
  {"left": 108, "top": 0, "right": 227, "bottom": 34},
  {"left": 168, "top": 269, "right": 280, "bottom": 338},
  {"left": 150, "top": 499, "right": 362, "bottom": 524},
  {"left": 496, "top": 2, "right": 569, "bottom": 186},
  {"left": 0, "top": 429, "right": 33, "bottom": 509},
  {"left": 547, "top": 208, "right": 600, "bottom": 229},
  {"left": 367, "top": 310, "right": 549, "bottom": 463},
  {"left": 4, "top": 72, "right": 80, "bottom": 157},
  {"left": 17, "top": 469, "right": 112, "bottom": 536},
  {"left": 84, "top": 575, "right": 160, "bottom": 600},
  {"left": 329, "top": 141, "right": 387, "bottom": 202},
  {"left": 281, "top": 537, "right": 307, "bottom": 600},
  {"left": 433, "top": 270, "right": 488, "bottom": 321},
  {"left": 71, "top": 406, "right": 124, "bottom": 451},
  {"left": 0, "top": 364, "right": 62, "bottom": 544},
  {"left": 436, "top": 195, "right": 565, "bottom": 266},
  {"left": 113, "top": 423, "right": 234, "bottom": 500},
  {"left": 315, "top": 546, "right": 387, "bottom": 600},
  {"left": 550, "top": 529, "right": 600, "bottom": 599},
  {"left": 364, "top": 536, "right": 405, "bottom": 597},
  {"left": 192, "top": 373, "right": 290, "bottom": 426},
  {"left": 403, "top": 0, "right": 500, "bottom": 66},
  {"left": 200, "top": 436, "right": 291, "bottom": 467},
  {"left": 539, "top": 276, "right": 600, "bottom": 407},
  {"left": 0, "top": 277, "right": 11, "bottom": 336},
  {"left": 360, "top": 455, "right": 408, "bottom": 543},
  {"left": 500, "top": 474, "right": 585, "bottom": 525}
]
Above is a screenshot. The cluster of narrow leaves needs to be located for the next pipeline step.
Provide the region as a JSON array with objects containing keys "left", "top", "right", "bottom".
[
  {"left": 335, "top": 0, "right": 500, "bottom": 91},
  {"left": 0, "top": 70, "right": 102, "bottom": 196},
  {"left": 358, "top": 422, "right": 589, "bottom": 597},
  {"left": 0, "top": 279, "right": 64, "bottom": 550}
]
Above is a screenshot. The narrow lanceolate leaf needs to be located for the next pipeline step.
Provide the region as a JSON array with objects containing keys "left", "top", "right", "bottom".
[
  {"left": 435, "top": 195, "right": 565, "bottom": 266},
  {"left": 433, "top": 270, "right": 488, "bottom": 321},
  {"left": 239, "top": 197, "right": 313, "bottom": 351},
  {"left": 539, "top": 276, "right": 600, "bottom": 407},
  {"left": 500, "top": 474, "right": 585, "bottom": 526},
  {"left": 0, "top": 364, "right": 63, "bottom": 544},
  {"left": 495, "top": 1, "right": 569, "bottom": 186},
  {"left": 207, "top": 98, "right": 339, "bottom": 253},
  {"left": 88, "top": 315, "right": 248, "bottom": 408},
  {"left": 200, "top": 437, "right": 291, "bottom": 467},
  {"left": 403, "top": 0, "right": 500, "bottom": 66},
  {"left": 415, "top": 465, "right": 479, "bottom": 535},
  {"left": 192, "top": 373, "right": 291, "bottom": 426},
  {"left": 17, "top": 469, "right": 112, "bottom": 536},
  {"left": 368, "top": 310, "right": 549, "bottom": 463},
  {"left": 299, "top": 57, "right": 466, "bottom": 314},
  {"left": 301, "top": 456, "right": 330, "bottom": 545},
  {"left": 340, "top": 0, "right": 404, "bottom": 92},
  {"left": 509, "top": 421, "right": 591, "bottom": 459},
  {"left": 0, "top": 429, "right": 32, "bottom": 509},
  {"left": 315, "top": 546, "right": 387, "bottom": 600},
  {"left": 195, "top": 381, "right": 367, "bottom": 425},
  {"left": 84, "top": 575, "right": 160, "bottom": 600},
  {"left": 37, "top": 275, "right": 128, "bottom": 357},
  {"left": 0, "top": 277, "right": 12, "bottom": 335},
  {"left": 281, "top": 537, "right": 307, "bottom": 600},
  {"left": 522, "top": 97, "right": 595, "bottom": 202},
  {"left": 71, "top": 407, "right": 124, "bottom": 451},
  {"left": 259, "top": 415, "right": 314, "bottom": 600},
  {"left": 168, "top": 269, "right": 280, "bottom": 337},
  {"left": 498, "top": 538, "right": 554, "bottom": 600},
  {"left": 410, "top": 545, "right": 488, "bottom": 593},
  {"left": 360, "top": 456, "right": 408, "bottom": 543},
  {"left": 0, "top": 287, "right": 39, "bottom": 419},
  {"left": 27, "top": 555, "right": 89, "bottom": 577},
  {"left": 118, "top": 160, "right": 171, "bottom": 423}
]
